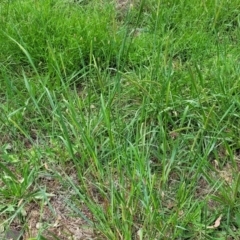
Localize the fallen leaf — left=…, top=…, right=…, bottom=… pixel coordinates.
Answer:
left=207, top=214, right=222, bottom=229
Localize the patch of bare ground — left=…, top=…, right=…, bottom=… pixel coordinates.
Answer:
left=1, top=165, right=101, bottom=240
left=115, top=0, right=138, bottom=18
left=195, top=151, right=240, bottom=210
left=116, top=0, right=132, bottom=10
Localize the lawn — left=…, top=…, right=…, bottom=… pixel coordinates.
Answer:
left=0, top=0, right=240, bottom=239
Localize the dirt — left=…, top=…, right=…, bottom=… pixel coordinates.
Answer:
left=1, top=165, right=99, bottom=240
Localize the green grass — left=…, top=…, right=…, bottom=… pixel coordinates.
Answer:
left=0, top=0, right=240, bottom=239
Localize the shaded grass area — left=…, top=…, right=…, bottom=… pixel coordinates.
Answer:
left=0, top=0, right=240, bottom=239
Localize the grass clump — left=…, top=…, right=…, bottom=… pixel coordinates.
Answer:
left=0, top=0, right=240, bottom=239
left=1, top=0, right=123, bottom=80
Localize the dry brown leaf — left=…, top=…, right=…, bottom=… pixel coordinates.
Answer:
left=207, top=214, right=222, bottom=229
